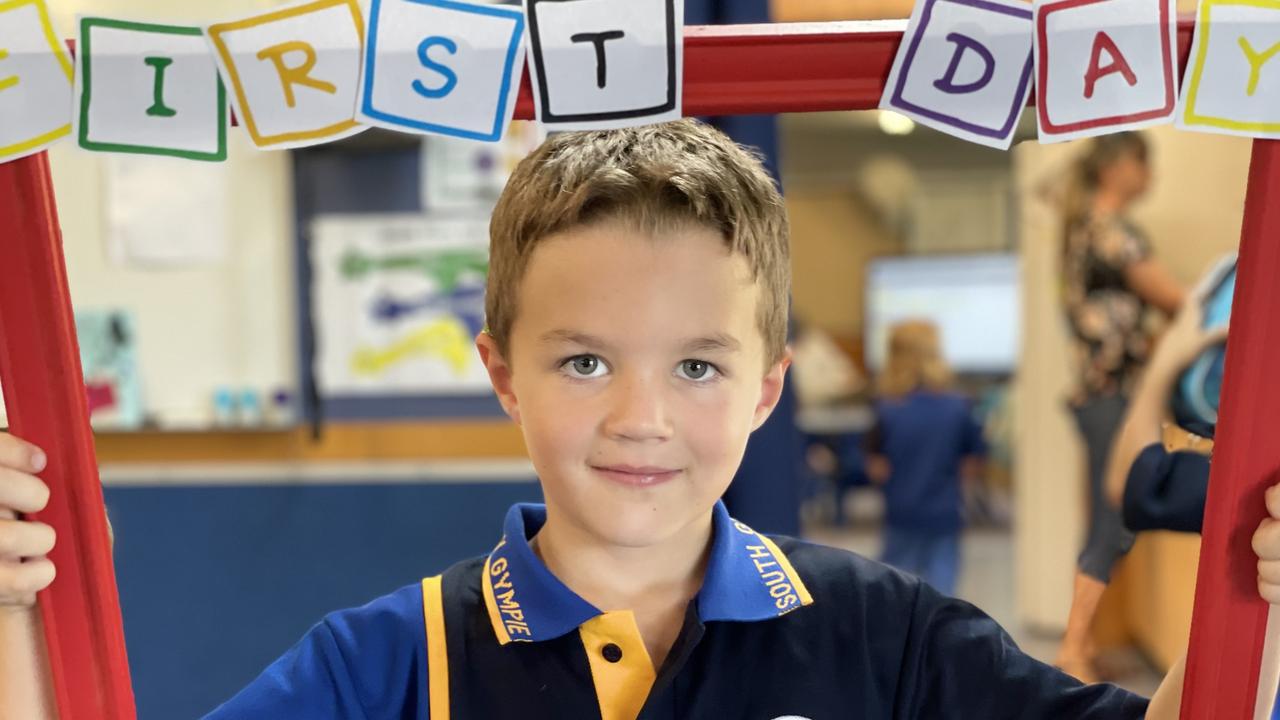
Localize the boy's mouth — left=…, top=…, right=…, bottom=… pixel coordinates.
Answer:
left=590, top=464, right=682, bottom=487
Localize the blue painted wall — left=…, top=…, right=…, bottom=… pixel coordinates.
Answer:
left=105, top=480, right=542, bottom=719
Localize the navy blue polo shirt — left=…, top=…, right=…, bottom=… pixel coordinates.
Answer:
left=204, top=501, right=1146, bottom=719
left=867, top=391, right=987, bottom=533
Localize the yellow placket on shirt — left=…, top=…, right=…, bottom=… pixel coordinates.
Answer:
left=579, top=611, right=658, bottom=720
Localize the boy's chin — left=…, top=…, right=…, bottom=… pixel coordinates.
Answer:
left=591, top=521, right=683, bottom=549
left=575, top=500, right=716, bottom=550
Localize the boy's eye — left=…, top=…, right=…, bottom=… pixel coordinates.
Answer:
left=562, top=354, right=608, bottom=378
left=676, top=359, right=719, bottom=382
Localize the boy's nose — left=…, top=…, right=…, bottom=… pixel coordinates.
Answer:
left=603, top=377, right=672, bottom=443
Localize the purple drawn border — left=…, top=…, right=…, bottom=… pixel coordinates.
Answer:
left=889, top=0, right=1034, bottom=139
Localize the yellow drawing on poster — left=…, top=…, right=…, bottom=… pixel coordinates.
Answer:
left=350, top=317, right=473, bottom=377
left=0, top=0, right=73, bottom=159
left=206, top=0, right=364, bottom=148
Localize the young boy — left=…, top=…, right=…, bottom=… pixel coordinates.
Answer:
left=2, top=119, right=1280, bottom=718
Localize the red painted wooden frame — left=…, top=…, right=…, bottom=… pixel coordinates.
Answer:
left=0, top=16, right=1264, bottom=720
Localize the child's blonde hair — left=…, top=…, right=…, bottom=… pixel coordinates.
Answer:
left=877, top=320, right=954, bottom=398
left=485, top=119, right=791, bottom=366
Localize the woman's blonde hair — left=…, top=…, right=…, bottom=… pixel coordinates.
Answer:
left=877, top=320, right=953, bottom=398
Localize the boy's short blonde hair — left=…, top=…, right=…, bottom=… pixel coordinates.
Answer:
left=485, top=119, right=791, bottom=367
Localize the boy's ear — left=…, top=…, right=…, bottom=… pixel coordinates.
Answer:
left=751, top=347, right=793, bottom=432
left=475, top=332, right=521, bottom=425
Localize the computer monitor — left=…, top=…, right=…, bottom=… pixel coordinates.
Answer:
left=864, top=253, right=1020, bottom=375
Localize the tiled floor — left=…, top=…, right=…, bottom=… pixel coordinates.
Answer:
left=806, top=521, right=1164, bottom=699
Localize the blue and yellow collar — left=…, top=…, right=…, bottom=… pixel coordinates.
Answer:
left=482, top=501, right=814, bottom=645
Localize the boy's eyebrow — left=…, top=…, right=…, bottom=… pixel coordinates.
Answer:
left=537, top=330, right=741, bottom=354
left=538, top=330, right=611, bottom=350
left=682, top=333, right=742, bottom=354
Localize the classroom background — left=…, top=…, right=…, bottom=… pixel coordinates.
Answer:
left=0, top=0, right=1248, bottom=716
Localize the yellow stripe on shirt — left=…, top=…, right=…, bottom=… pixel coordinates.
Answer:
left=481, top=554, right=513, bottom=644
left=421, top=576, right=451, bottom=720
left=757, top=534, right=815, bottom=607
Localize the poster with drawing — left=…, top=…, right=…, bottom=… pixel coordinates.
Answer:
left=74, top=309, right=146, bottom=429
left=311, top=214, right=492, bottom=395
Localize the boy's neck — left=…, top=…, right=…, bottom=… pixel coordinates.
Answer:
left=531, top=509, right=714, bottom=613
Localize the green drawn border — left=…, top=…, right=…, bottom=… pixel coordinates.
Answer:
left=78, top=17, right=228, bottom=162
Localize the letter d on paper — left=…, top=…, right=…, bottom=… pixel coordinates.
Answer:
left=933, top=33, right=996, bottom=94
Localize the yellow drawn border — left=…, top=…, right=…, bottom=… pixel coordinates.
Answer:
left=205, top=0, right=364, bottom=148
left=0, top=0, right=73, bottom=158
left=1184, top=0, right=1280, bottom=132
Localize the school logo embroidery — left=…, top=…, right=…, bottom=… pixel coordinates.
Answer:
left=488, top=538, right=532, bottom=640
left=733, top=520, right=802, bottom=613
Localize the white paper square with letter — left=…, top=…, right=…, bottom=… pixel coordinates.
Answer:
left=357, top=0, right=525, bottom=142
left=879, top=0, right=1034, bottom=150
left=524, top=0, right=682, bottom=130
left=1035, top=0, right=1178, bottom=143
left=0, top=0, right=74, bottom=161
left=75, top=17, right=227, bottom=161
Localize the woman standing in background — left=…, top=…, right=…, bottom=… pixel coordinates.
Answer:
left=865, top=320, right=985, bottom=596
left=1054, top=132, right=1186, bottom=682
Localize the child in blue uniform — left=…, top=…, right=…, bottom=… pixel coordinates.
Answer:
left=866, top=320, right=985, bottom=596
left=3, top=120, right=1280, bottom=719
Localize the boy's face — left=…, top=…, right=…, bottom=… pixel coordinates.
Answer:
left=477, top=219, right=789, bottom=549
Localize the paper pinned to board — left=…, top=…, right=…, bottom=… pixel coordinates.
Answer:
left=104, top=153, right=229, bottom=267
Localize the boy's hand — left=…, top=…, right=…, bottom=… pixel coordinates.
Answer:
left=0, top=433, right=55, bottom=609
left=1255, top=483, right=1280, bottom=604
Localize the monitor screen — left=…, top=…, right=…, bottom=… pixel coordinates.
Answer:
left=864, top=253, right=1020, bottom=374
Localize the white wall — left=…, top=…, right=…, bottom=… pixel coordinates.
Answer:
left=1, top=0, right=297, bottom=427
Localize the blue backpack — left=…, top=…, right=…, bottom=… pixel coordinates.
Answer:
left=1172, top=255, right=1235, bottom=436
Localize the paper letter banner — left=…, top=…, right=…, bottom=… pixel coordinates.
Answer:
left=524, top=0, right=682, bottom=130
left=1179, top=0, right=1280, bottom=138
left=75, top=17, right=227, bottom=161
left=358, top=0, right=525, bottom=142
left=880, top=0, right=1034, bottom=150
left=1035, top=0, right=1178, bottom=142
left=0, top=0, right=72, bottom=161
left=205, top=0, right=366, bottom=150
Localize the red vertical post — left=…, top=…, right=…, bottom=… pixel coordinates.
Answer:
left=1180, top=139, right=1280, bottom=718
left=0, top=151, right=135, bottom=719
